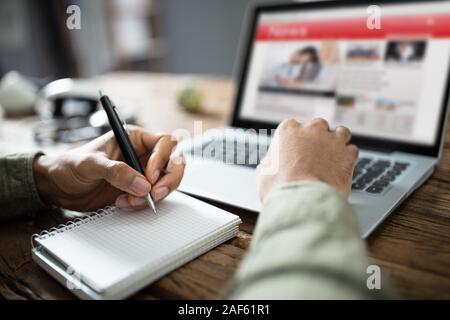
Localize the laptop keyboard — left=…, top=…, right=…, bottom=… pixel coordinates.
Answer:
left=352, top=158, right=410, bottom=194
left=186, top=137, right=410, bottom=195
left=187, top=137, right=269, bottom=168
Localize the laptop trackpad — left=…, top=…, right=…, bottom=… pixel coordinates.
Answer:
left=178, top=161, right=262, bottom=212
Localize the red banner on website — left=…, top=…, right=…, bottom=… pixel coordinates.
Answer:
left=256, top=14, right=450, bottom=41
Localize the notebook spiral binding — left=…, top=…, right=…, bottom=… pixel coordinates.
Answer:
left=31, top=206, right=117, bottom=249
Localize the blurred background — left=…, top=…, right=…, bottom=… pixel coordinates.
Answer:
left=0, top=0, right=289, bottom=152
left=0, top=0, right=290, bottom=80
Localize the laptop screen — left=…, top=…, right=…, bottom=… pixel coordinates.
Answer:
left=238, top=1, right=450, bottom=146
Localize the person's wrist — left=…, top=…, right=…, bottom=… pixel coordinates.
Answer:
left=33, top=154, right=57, bottom=206
left=289, top=175, right=348, bottom=197
left=283, top=174, right=321, bottom=184
left=260, top=174, right=321, bottom=202
left=288, top=175, right=349, bottom=198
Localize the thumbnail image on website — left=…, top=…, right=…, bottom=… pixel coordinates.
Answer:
left=240, top=4, right=450, bottom=145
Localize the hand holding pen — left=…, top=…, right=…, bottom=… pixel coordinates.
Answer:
left=97, top=91, right=185, bottom=211
left=33, top=121, right=185, bottom=213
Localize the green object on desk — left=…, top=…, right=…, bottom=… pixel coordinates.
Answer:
left=177, top=86, right=204, bottom=113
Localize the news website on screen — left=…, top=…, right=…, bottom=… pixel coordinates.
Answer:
left=239, top=3, right=450, bottom=145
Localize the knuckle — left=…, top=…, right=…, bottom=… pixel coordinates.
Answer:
left=160, top=133, right=170, bottom=140
left=77, top=154, right=96, bottom=170
left=168, top=134, right=179, bottom=144
left=336, top=126, right=352, bottom=138
left=279, top=118, right=299, bottom=129
left=310, top=117, right=328, bottom=127
left=168, top=137, right=179, bottom=148
left=109, top=161, right=128, bottom=179
left=161, top=133, right=176, bottom=142
left=159, top=134, right=178, bottom=150
left=158, top=132, right=170, bottom=138
left=128, top=126, right=140, bottom=139
left=337, top=125, right=351, bottom=133
left=83, top=154, right=96, bottom=163
left=348, top=144, right=359, bottom=157
left=172, top=155, right=186, bottom=167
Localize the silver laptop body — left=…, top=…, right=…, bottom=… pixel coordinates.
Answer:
left=177, top=0, right=450, bottom=237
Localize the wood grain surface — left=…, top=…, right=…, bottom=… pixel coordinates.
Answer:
left=0, top=73, right=448, bottom=299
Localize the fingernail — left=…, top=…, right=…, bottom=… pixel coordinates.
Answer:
left=131, top=177, right=151, bottom=195
left=116, top=195, right=130, bottom=208
left=171, top=155, right=186, bottom=166
left=151, top=170, right=160, bottom=184
left=130, top=197, right=147, bottom=206
left=154, top=187, right=169, bottom=201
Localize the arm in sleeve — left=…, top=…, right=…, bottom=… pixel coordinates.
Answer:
left=228, top=181, right=395, bottom=299
left=0, top=153, right=49, bottom=221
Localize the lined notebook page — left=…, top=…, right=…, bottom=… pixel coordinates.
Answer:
left=36, top=191, right=240, bottom=293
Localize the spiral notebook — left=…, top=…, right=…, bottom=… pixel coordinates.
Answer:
left=31, top=191, right=241, bottom=300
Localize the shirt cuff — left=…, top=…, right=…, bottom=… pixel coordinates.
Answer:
left=0, top=152, right=49, bottom=220
left=253, top=181, right=361, bottom=245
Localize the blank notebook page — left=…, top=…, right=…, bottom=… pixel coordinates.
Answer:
left=36, top=191, right=240, bottom=293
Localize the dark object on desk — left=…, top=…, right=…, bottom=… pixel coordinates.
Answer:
left=33, top=79, right=136, bottom=145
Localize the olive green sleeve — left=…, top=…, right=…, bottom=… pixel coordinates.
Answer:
left=0, top=153, right=49, bottom=221
left=228, top=181, right=395, bottom=299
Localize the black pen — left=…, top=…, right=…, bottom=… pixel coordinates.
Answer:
left=99, top=91, right=157, bottom=214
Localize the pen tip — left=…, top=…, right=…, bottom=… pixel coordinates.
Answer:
left=146, top=194, right=157, bottom=215
left=99, top=90, right=104, bottom=97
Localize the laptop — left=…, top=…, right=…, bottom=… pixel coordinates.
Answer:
left=177, top=0, right=450, bottom=237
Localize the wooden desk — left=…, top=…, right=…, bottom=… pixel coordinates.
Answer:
left=0, top=73, right=449, bottom=299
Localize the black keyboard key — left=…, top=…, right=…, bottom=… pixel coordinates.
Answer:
left=352, top=170, right=363, bottom=180
left=352, top=182, right=366, bottom=190
left=351, top=158, right=409, bottom=194
left=356, top=163, right=367, bottom=168
left=365, top=168, right=385, bottom=177
left=372, top=179, right=390, bottom=187
left=385, top=169, right=401, bottom=176
left=358, top=157, right=372, bottom=164
left=190, top=137, right=265, bottom=168
left=360, top=175, right=375, bottom=182
left=372, top=160, right=391, bottom=168
left=357, top=174, right=375, bottom=184
left=379, top=174, right=396, bottom=182
left=355, top=158, right=372, bottom=169
left=393, top=162, right=409, bottom=171
left=366, top=185, right=384, bottom=194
